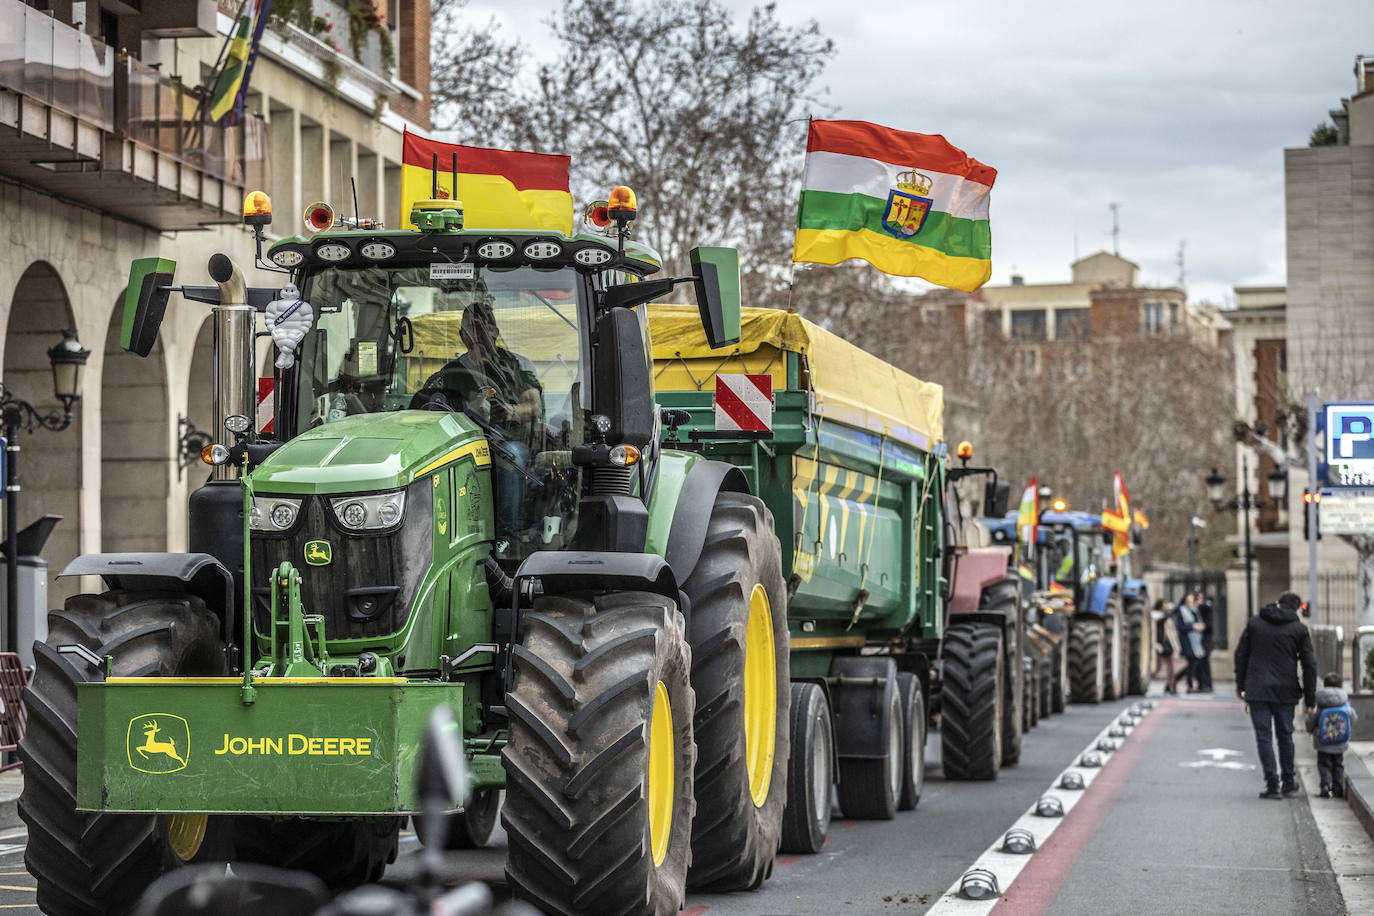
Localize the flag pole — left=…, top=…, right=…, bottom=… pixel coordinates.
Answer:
left=193, top=0, right=251, bottom=132
left=786, top=115, right=814, bottom=314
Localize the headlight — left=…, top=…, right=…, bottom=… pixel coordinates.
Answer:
left=329, top=490, right=406, bottom=531
left=250, top=496, right=303, bottom=531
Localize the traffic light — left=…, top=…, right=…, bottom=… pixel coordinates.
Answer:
left=1302, top=489, right=1321, bottom=541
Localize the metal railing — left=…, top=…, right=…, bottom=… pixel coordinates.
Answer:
left=0, top=0, right=114, bottom=130
left=1294, top=570, right=1360, bottom=632
left=0, top=652, right=26, bottom=771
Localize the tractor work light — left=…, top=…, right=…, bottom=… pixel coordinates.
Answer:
left=524, top=240, right=563, bottom=260
left=1079, top=750, right=1104, bottom=768
left=243, top=190, right=273, bottom=225
left=958, top=868, right=1000, bottom=900
left=329, top=491, right=406, bottom=531
left=315, top=242, right=351, bottom=262
left=609, top=445, right=640, bottom=467
left=1097, top=738, right=1118, bottom=753
left=1060, top=771, right=1086, bottom=790
left=1052, top=498, right=1068, bottom=511
left=1035, top=796, right=1065, bottom=817
left=359, top=240, right=396, bottom=260
left=224, top=414, right=252, bottom=435
left=249, top=496, right=303, bottom=532
left=477, top=240, right=516, bottom=260
left=270, top=248, right=304, bottom=268
left=303, top=201, right=335, bottom=232
left=574, top=247, right=613, bottom=266
left=1002, top=828, right=1036, bottom=854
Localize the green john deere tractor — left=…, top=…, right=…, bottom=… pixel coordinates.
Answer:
left=18, top=189, right=791, bottom=915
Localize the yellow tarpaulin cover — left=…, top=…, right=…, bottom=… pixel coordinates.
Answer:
left=648, top=304, right=944, bottom=450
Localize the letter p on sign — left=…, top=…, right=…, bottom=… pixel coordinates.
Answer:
left=714, top=374, right=773, bottom=432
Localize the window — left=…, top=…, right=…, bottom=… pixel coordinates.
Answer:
left=981, top=308, right=1004, bottom=338
left=1054, top=308, right=1090, bottom=340
left=1143, top=302, right=1163, bottom=335
left=1009, top=309, right=1047, bottom=341
left=1168, top=302, right=1179, bottom=331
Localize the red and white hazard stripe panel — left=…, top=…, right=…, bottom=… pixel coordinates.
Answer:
left=714, top=373, right=773, bottom=432
left=257, top=378, right=274, bottom=434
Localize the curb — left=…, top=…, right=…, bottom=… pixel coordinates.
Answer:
left=1344, top=750, right=1374, bottom=842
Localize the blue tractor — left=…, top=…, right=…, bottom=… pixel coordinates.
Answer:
left=987, top=509, right=1150, bottom=706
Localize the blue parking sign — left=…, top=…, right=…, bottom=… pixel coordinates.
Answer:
left=1322, top=402, right=1374, bottom=488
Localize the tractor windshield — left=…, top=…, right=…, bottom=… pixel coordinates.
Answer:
left=294, top=263, right=586, bottom=440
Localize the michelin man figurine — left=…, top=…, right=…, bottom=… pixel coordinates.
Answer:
left=265, top=283, right=313, bottom=369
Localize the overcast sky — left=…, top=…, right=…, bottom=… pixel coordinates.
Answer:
left=465, top=0, right=1372, bottom=305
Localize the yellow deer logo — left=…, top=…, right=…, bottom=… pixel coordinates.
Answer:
left=304, top=540, right=332, bottom=566
left=126, top=714, right=190, bottom=773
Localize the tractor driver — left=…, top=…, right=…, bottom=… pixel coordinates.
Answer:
left=411, top=300, right=543, bottom=553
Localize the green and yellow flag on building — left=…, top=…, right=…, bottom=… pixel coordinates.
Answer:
left=793, top=119, right=997, bottom=292
left=208, top=13, right=253, bottom=122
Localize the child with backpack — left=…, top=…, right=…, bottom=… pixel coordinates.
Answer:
left=1306, top=672, right=1357, bottom=798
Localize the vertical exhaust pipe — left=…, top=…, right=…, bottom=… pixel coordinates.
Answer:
left=206, top=253, right=255, bottom=481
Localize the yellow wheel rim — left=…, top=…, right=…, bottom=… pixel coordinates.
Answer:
left=648, top=680, right=674, bottom=868
left=166, top=813, right=208, bottom=862
left=744, top=583, right=777, bottom=808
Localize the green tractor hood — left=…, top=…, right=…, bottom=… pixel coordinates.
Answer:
left=250, top=411, right=488, bottom=494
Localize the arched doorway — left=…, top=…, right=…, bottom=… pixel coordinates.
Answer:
left=3, top=263, right=83, bottom=607
left=101, top=302, right=168, bottom=554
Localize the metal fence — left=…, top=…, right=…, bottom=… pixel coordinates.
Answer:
left=1162, top=571, right=1229, bottom=650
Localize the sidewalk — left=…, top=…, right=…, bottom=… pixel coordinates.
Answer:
left=0, top=768, right=19, bottom=829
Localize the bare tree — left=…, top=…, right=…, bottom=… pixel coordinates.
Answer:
left=431, top=0, right=525, bottom=144
left=495, top=0, right=833, bottom=277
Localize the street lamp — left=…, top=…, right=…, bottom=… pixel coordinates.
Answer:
left=0, top=329, right=90, bottom=653
left=1205, top=456, right=1289, bottom=619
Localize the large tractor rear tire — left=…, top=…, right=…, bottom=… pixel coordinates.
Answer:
left=234, top=815, right=401, bottom=888
left=940, top=623, right=1003, bottom=780
left=503, top=593, right=694, bottom=916
left=19, top=590, right=232, bottom=916
left=1102, top=599, right=1123, bottom=701
left=1068, top=617, right=1105, bottom=704
left=979, top=575, right=1022, bottom=769
left=1024, top=659, right=1038, bottom=729
left=1037, top=658, right=1052, bottom=720
left=682, top=492, right=789, bottom=891
left=835, top=677, right=901, bottom=820
left=1125, top=599, right=1146, bottom=696
left=1050, top=643, right=1066, bottom=714
left=780, top=682, right=832, bottom=854
left=896, top=672, right=925, bottom=811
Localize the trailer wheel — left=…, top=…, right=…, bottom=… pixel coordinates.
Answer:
left=503, top=592, right=694, bottom=916
left=417, top=789, right=500, bottom=849
left=780, top=682, right=832, bottom=853
left=940, top=623, right=1003, bottom=780
left=235, top=815, right=401, bottom=888
left=836, top=679, right=901, bottom=819
left=19, top=590, right=232, bottom=916
left=1125, top=600, right=1146, bottom=696
left=896, top=673, right=925, bottom=811
left=1068, top=617, right=1105, bottom=704
left=682, top=492, right=789, bottom=891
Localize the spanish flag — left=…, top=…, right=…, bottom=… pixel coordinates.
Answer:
left=1101, top=471, right=1133, bottom=559
left=400, top=131, right=573, bottom=234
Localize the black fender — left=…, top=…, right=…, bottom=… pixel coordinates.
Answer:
left=513, top=551, right=679, bottom=605
left=663, top=459, right=749, bottom=586
left=948, top=610, right=1016, bottom=637
left=59, top=552, right=236, bottom=648
left=828, top=655, right=898, bottom=760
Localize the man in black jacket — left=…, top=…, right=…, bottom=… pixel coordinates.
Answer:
left=1234, top=591, right=1317, bottom=798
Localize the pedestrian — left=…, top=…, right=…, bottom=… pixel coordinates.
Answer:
left=1234, top=591, right=1317, bottom=799
left=1174, top=594, right=1205, bottom=693
left=1150, top=598, right=1178, bottom=694
left=1195, top=596, right=1215, bottom=693
left=1306, top=672, right=1357, bottom=799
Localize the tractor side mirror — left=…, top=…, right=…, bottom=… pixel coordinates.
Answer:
left=122, top=257, right=177, bottom=357
left=593, top=307, right=656, bottom=447
left=985, top=479, right=1010, bottom=518
left=689, top=246, right=741, bottom=349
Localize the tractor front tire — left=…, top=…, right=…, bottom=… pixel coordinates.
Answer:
left=503, top=592, right=695, bottom=916
left=940, top=623, right=1004, bottom=780
left=1037, top=658, right=1052, bottom=720
left=1069, top=618, right=1106, bottom=704
left=19, top=590, right=232, bottom=916
left=1050, top=643, right=1067, bottom=714
left=682, top=492, right=790, bottom=892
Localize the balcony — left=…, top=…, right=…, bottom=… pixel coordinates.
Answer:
left=0, top=0, right=267, bottom=231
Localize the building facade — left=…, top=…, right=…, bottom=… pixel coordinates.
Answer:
left=0, top=0, right=430, bottom=607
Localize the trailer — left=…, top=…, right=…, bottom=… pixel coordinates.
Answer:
left=648, top=305, right=1019, bottom=852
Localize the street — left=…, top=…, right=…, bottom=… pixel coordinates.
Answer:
left=1, top=687, right=1362, bottom=915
